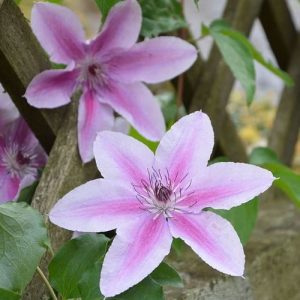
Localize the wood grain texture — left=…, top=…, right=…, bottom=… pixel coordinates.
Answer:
left=0, top=1, right=99, bottom=298
left=268, top=35, right=300, bottom=165
left=0, top=0, right=64, bottom=152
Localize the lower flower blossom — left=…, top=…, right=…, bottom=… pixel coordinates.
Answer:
left=0, top=87, right=47, bottom=203
left=49, top=111, right=275, bottom=297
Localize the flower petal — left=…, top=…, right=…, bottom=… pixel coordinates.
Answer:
left=49, top=179, right=143, bottom=232
left=0, top=168, right=20, bottom=203
left=99, top=81, right=165, bottom=141
left=100, top=213, right=172, bottom=297
left=78, top=90, right=114, bottom=163
left=94, top=131, right=154, bottom=185
left=179, top=162, right=275, bottom=211
left=90, top=0, right=141, bottom=57
left=4, top=118, right=47, bottom=168
left=0, top=86, right=19, bottom=129
left=107, top=37, right=197, bottom=84
left=154, top=111, right=214, bottom=182
left=25, top=69, right=79, bottom=108
left=8, top=118, right=35, bottom=147
left=31, top=2, right=85, bottom=64
left=168, top=211, right=244, bottom=276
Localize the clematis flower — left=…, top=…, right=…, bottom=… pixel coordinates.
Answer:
left=0, top=85, right=19, bottom=128
left=25, top=0, right=197, bottom=163
left=0, top=87, right=47, bottom=203
left=49, top=111, right=275, bottom=297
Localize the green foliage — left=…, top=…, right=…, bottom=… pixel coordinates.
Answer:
left=95, top=0, right=186, bottom=37
left=95, top=0, right=121, bottom=21
left=0, top=289, right=20, bottom=300
left=202, top=20, right=293, bottom=104
left=250, top=147, right=300, bottom=208
left=171, top=238, right=186, bottom=256
left=16, top=181, right=38, bottom=204
left=139, top=0, right=186, bottom=37
left=78, top=260, right=104, bottom=300
left=212, top=198, right=259, bottom=245
left=150, top=262, right=183, bottom=287
left=108, top=277, right=164, bottom=300
left=249, top=147, right=279, bottom=165
left=0, top=202, right=48, bottom=297
left=129, top=127, right=159, bottom=152
left=204, top=21, right=255, bottom=104
left=49, top=233, right=109, bottom=299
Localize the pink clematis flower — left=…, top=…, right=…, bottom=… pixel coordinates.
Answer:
left=49, top=111, right=275, bottom=297
left=25, top=0, right=197, bottom=163
left=0, top=87, right=47, bottom=203
left=0, top=85, right=19, bottom=128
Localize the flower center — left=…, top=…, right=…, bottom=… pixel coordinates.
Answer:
left=154, top=184, right=172, bottom=203
left=0, top=142, right=37, bottom=179
left=88, top=64, right=101, bottom=77
left=133, top=168, right=193, bottom=218
left=16, top=152, right=31, bottom=166
left=78, top=58, right=108, bottom=90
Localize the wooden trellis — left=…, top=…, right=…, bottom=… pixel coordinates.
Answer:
left=0, top=0, right=299, bottom=298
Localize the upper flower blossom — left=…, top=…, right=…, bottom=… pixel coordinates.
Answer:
left=0, top=87, right=47, bottom=203
left=25, top=0, right=197, bottom=163
left=49, top=111, right=275, bottom=297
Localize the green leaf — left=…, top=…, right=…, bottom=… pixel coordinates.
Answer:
left=0, top=288, right=21, bottom=300
left=216, top=26, right=294, bottom=87
left=150, top=262, right=183, bottom=287
left=95, top=0, right=121, bottom=21
left=46, top=0, right=63, bottom=3
left=49, top=234, right=109, bottom=299
left=266, top=163, right=300, bottom=207
left=129, top=127, right=159, bottom=152
left=171, top=238, right=186, bottom=256
left=250, top=147, right=300, bottom=208
left=16, top=181, right=38, bottom=204
left=208, top=156, right=229, bottom=165
left=108, top=277, right=164, bottom=300
left=212, top=198, right=259, bottom=245
left=0, top=202, right=48, bottom=295
left=249, top=147, right=280, bottom=165
left=78, top=260, right=104, bottom=300
left=210, top=29, right=256, bottom=103
left=139, top=0, right=186, bottom=37
left=206, top=19, right=294, bottom=104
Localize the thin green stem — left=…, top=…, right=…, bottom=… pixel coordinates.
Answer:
left=36, top=266, right=57, bottom=300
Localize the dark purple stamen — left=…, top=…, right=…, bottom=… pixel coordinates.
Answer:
left=88, top=64, right=99, bottom=76
left=16, top=152, right=30, bottom=166
left=154, top=184, right=172, bottom=203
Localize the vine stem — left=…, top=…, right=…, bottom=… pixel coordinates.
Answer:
left=36, top=266, right=58, bottom=300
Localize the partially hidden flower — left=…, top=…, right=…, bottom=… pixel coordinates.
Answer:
left=0, top=86, right=47, bottom=203
left=0, top=85, right=19, bottom=128
left=49, top=111, right=275, bottom=297
left=25, top=0, right=197, bottom=163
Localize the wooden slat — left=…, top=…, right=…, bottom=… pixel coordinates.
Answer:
left=0, top=0, right=64, bottom=152
left=185, top=52, right=247, bottom=162
left=0, top=1, right=99, bottom=297
left=189, top=0, right=264, bottom=160
left=268, top=35, right=300, bottom=165
left=260, top=0, right=297, bottom=70
left=259, top=0, right=299, bottom=165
